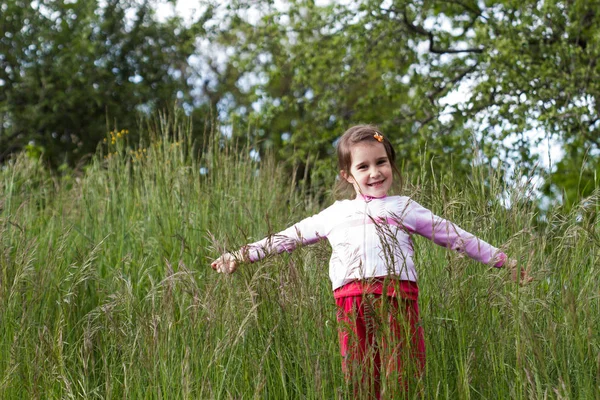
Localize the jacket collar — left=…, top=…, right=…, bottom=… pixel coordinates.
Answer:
left=356, top=194, right=387, bottom=202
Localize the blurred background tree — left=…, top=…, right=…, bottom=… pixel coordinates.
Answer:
left=199, top=0, right=599, bottom=206
left=0, top=0, right=206, bottom=166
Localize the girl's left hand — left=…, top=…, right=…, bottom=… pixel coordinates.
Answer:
left=507, top=259, right=533, bottom=284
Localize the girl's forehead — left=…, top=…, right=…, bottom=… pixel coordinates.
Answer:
left=350, top=141, right=387, bottom=161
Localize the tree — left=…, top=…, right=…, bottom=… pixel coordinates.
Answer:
left=199, top=0, right=479, bottom=188
left=0, top=0, right=203, bottom=166
left=197, top=0, right=599, bottom=202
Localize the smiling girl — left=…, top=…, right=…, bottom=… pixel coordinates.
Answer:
left=211, top=124, right=527, bottom=397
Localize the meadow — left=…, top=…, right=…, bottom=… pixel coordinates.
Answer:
left=1, top=115, right=598, bottom=399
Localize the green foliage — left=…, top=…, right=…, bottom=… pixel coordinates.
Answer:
left=471, top=0, right=600, bottom=163
left=543, top=141, right=600, bottom=211
left=0, top=0, right=205, bottom=166
left=202, top=0, right=478, bottom=186
left=200, top=0, right=600, bottom=206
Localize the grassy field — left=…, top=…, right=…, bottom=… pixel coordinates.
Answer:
left=1, top=115, right=598, bottom=399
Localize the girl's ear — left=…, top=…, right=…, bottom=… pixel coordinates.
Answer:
left=340, top=170, right=354, bottom=184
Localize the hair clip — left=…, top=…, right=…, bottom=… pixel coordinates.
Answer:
left=374, top=132, right=384, bottom=142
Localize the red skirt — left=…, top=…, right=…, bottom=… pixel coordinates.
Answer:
left=334, top=279, right=425, bottom=397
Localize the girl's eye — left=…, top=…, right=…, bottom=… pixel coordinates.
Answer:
left=357, top=165, right=367, bottom=170
left=377, top=160, right=388, bottom=165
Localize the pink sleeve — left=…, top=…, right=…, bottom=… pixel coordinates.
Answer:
left=244, top=211, right=328, bottom=262
left=403, top=199, right=507, bottom=267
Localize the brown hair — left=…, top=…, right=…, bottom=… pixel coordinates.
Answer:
left=334, top=124, right=403, bottom=198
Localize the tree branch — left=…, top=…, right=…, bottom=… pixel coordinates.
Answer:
left=399, top=8, right=484, bottom=54
left=427, top=63, right=479, bottom=104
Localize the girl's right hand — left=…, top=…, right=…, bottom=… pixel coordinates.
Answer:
left=211, top=253, right=238, bottom=274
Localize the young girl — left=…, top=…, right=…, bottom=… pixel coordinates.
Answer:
left=211, top=124, right=525, bottom=397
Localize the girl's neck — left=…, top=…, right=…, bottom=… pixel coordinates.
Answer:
left=356, top=193, right=387, bottom=201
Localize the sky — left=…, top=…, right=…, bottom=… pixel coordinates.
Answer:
left=154, top=0, right=201, bottom=24
left=154, top=0, right=349, bottom=23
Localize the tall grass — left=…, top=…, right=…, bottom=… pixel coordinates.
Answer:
left=1, top=114, right=598, bottom=399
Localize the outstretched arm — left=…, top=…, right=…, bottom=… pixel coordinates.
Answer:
left=404, top=199, right=505, bottom=265
left=209, top=206, right=331, bottom=274
left=403, top=199, right=532, bottom=283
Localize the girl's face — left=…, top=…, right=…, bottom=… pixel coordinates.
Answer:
left=341, top=141, right=393, bottom=198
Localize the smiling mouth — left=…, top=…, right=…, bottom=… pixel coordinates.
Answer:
left=367, top=180, right=385, bottom=187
